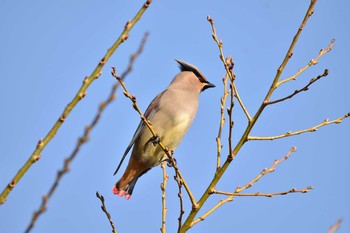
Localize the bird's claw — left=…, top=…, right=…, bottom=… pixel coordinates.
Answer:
left=151, top=134, right=160, bottom=146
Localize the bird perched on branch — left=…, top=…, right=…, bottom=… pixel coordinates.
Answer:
left=113, top=59, right=215, bottom=199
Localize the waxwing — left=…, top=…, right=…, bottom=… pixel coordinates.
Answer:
left=113, top=59, right=215, bottom=199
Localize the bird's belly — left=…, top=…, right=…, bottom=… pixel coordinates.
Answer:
left=136, top=112, right=193, bottom=167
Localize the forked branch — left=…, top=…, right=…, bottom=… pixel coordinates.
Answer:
left=0, top=0, right=153, bottom=205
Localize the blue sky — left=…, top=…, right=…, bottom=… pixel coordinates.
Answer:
left=0, top=1, right=349, bottom=232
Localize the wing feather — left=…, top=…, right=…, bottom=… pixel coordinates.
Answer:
left=113, top=90, right=166, bottom=175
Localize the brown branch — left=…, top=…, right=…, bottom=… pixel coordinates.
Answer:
left=0, top=0, right=152, bottom=205
left=216, top=75, right=229, bottom=171
left=174, top=173, right=185, bottom=233
left=96, top=192, right=117, bottom=233
left=207, top=16, right=251, bottom=121
left=268, top=69, right=328, bottom=105
left=235, top=147, right=297, bottom=193
left=226, top=58, right=236, bottom=161
left=111, top=68, right=198, bottom=208
left=212, top=186, right=313, bottom=197
left=248, top=113, right=350, bottom=141
left=24, top=33, right=148, bottom=233
left=328, top=219, right=343, bottom=233
left=160, top=163, right=168, bottom=233
left=276, top=39, right=335, bottom=87
left=190, top=147, right=298, bottom=227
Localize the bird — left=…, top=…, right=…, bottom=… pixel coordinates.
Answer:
left=113, top=59, right=215, bottom=200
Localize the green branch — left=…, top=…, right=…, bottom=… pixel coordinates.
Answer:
left=180, top=1, right=318, bottom=231
left=0, top=0, right=152, bottom=205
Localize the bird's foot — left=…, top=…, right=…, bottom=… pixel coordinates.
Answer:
left=151, top=134, right=160, bottom=146
left=166, top=156, right=177, bottom=167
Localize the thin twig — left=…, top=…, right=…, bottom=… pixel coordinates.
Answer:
left=160, top=163, right=168, bottom=233
left=226, top=58, right=235, bottom=161
left=174, top=173, right=185, bottom=233
left=216, top=75, right=229, bottom=171
left=268, top=69, right=328, bottom=105
left=207, top=16, right=251, bottom=121
left=0, top=0, right=153, bottom=205
left=96, top=192, right=117, bottom=233
left=235, top=147, right=297, bottom=193
left=191, top=197, right=234, bottom=227
left=327, top=219, right=343, bottom=233
left=248, top=113, right=350, bottom=141
left=212, top=186, right=313, bottom=197
left=190, top=147, right=298, bottom=228
left=276, top=39, right=335, bottom=87
left=111, top=68, right=198, bottom=208
left=24, top=33, right=148, bottom=233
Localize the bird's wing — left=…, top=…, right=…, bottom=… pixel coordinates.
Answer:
left=113, top=90, right=166, bottom=175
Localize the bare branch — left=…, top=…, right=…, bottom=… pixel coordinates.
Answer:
left=96, top=192, right=117, bottom=233
left=0, top=0, right=153, bottom=205
left=276, top=39, right=335, bottom=87
left=180, top=2, right=318, bottom=231
left=207, top=16, right=251, bottom=121
left=236, top=147, right=297, bottom=193
left=160, top=163, right=168, bottom=233
left=268, top=69, right=328, bottom=105
left=216, top=75, right=229, bottom=171
left=212, top=186, right=313, bottom=197
left=328, top=219, right=343, bottom=233
left=191, top=197, right=234, bottom=227
left=24, top=33, right=148, bottom=233
left=174, top=174, right=185, bottom=233
left=248, top=113, right=350, bottom=141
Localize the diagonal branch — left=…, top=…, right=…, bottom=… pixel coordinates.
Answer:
left=276, top=39, right=335, bottom=87
left=328, top=219, right=343, bottom=233
left=190, top=147, right=298, bottom=228
left=268, top=69, right=328, bottom=105
left=0, top=0, right=153, bottom=205
left=96, top=192, right=117, bottom=233
left=24, top=33, right=148, bottom=233
left=235, top=147, right=297, bottom=193
left=248, top=113, right=350, bottom=141
left=111, top=68, right=198, bottom=208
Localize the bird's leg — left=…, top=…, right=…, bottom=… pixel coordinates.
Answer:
left=145, top=134, right=161, bottom=147
left=166, top=149, right=176, bottom=167
left=151, top=134, right=160, bottom=146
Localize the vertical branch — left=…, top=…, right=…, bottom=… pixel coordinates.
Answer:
left=174, top=173, right=185, bottom=233
left=216, top=75, right=229, bottom=171
left=0, top=0, right=153, bottom=205
left=160, top=163, right=168, bottom=233
left=226, top=58, right=235, bottom=159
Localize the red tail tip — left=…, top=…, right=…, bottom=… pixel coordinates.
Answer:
left=112, top=185, right=119, bottom=195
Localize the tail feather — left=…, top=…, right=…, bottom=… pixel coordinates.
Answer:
left=113, top=168, right=151, bottom=199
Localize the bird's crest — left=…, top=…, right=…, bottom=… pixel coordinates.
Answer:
left=175, top=59, right=210, bottom=84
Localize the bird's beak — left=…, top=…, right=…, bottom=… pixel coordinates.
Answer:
left=202, top=82, right=216, bottom=91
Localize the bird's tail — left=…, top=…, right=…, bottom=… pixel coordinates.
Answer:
left=113, top=168, right=150, bottom=200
